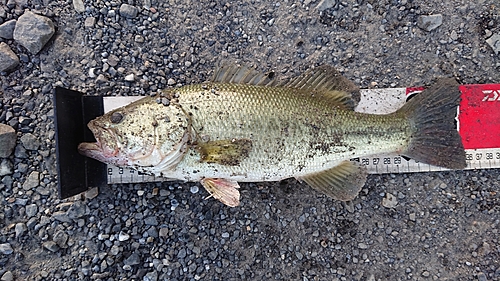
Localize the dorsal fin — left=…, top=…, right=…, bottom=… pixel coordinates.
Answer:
left=282, top=65, right=360, bottom=109
left=211, top=65, right=278, bottom=86
left=282, top=65, right=359, bottom=92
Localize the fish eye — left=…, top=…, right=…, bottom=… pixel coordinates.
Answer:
left=110, top=112, right=124, bottom=124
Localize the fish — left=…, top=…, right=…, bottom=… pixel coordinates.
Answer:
left=78, top=65, right=466, bottom=207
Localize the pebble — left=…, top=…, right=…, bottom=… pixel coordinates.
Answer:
left=73, top=0, right=85, bottom=13
left=25, top=204, right=38, bottom=218
left=477, top=272, right=487, bottom=281
left=144, top=216, right=158, bottom=226
left=67, top=201, right=88, bottom=219
left=119, top=4, right=139, bottom=18
left=118, top=231, right=130, bottom=241
left=177, top=248, right=187, bottom=259
left=85, top=187, right=99, bottom=199
left=13, top=11, right=55, bottom=54
left=125, top=73, right=135, bottom=81
left=316, top=0, right=337, bottom=11
left=409, top=213, right=416, bottom=221
left=208, top=250, right=218, bottom=260
left=0, top=19, right=16, bottom=39
left=1, top=271, right=13, bottom=281
left=15, top=222, right=27, bottom=238
left=124, top=252, right=141, bottom=266
left=190, top=186, right=199, bottom=194
left=0, top=124, right=16, bottom=157
left=358, top=243, right=368, bottom=249
left=382, top=193, right=398, bottom=208
left=0, top=159, right=13, bottom=176
left=486, top=33, right=500, bottom=55
left=417, top=14, right=443, bottom=32
left=159, top=228, right=169, bottom=237
left=20, top=133, right=40, bottom=150
left=23, top=171, right=40, bottom=190
left=52, top=211, right=71, bottom=223
left=84, top=17, right=96, bottom=28
left=53, top=230, right=69, bottom=248
left=0, top=243, right=13, bottom=255
left=0, top=42, right=19, bottom=73
left=42, top=241, right=60, bottom=252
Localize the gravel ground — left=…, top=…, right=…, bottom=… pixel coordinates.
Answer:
left=1, top=0, right=499, bottom=280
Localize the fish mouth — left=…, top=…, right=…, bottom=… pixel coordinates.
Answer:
left=78, top=122, right=124, bottom=165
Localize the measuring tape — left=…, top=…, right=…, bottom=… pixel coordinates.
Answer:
left=103, top=84, right=500, bottom=184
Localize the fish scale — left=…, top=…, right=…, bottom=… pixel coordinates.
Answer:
left=171, top=82, right=409, bottom=182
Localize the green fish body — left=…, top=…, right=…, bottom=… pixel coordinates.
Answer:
left=78, top=65, right=466, bottom=206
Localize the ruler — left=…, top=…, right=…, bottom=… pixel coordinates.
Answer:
left=100, top=84, right=500, bottom=184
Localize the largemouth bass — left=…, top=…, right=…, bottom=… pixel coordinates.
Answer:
left=78, top=65, right=466, bottom=207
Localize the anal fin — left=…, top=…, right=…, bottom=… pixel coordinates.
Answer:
left=296, top=161, right=367, bottom=201
left=200, top=178, right=241, bottom=207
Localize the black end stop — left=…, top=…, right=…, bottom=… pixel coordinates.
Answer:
left=53, top=87, right=107, bottom=199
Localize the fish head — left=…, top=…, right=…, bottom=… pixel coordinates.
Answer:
left=78, top=96, right=191, bottom=170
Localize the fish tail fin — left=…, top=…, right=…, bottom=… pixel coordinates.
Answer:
left=398, top=78, right=466, bottom=169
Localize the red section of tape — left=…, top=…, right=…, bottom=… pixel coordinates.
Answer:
left=459, top=84, right=500, bottom=149
left=406, top=86, right=426, bottom=96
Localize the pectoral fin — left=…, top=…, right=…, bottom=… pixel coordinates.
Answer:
left=196, top=139, right=252, bottom=166
left=200, top=178, right=241, bottom=207
left=297, top=161, right=367, bottom=201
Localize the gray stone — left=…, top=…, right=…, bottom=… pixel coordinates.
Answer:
left=1, top=271, right=13, bottom=281
left=67, top=201, right=88, bottom=219
left=84, top=17, right=95, bottom=28
left=417, top=14, right=443, bottom=32
left=0, top=19, right=16, bottom=39
left=358, top=242, right=368, bottom=249
left=85, top=187, right=99, bottom=199
left=124, top=252, right=141, bottom=266
left=20, top=133, right=40, bottom=150
left=316, top=0, right=337, bottom=11
left=144, top=216, right=158, bottom=226
left=36, top=186, right=51, bottom=196
left=143, top=271, right=158, bottom=281
left=0, top=124, right=16, bottom=157
left=15, top=222, right=27, bottom=238
left=208, top=250, right=218, bottom=260
left=13, top=11, right=55, bottom=54
left=0, top=243, right=13, bottom=254
left=23, top=171, right=40, bottom=190
left=177, top=248, right=186, bottom=259
left=52, top=211, right=71, bottom=223
left=43, top=241, right=59, bottom=252
left=73, top=0, right=85, bottom=13
left=26, top=204, right=38, bottom=218
left=53, top=230, right=69, bottom=248
left=118, top=231, right=130, bottom=241
left=119, top=4, right=139, bottom=18
left=382, top=193, right=398, bottom=208
left=0, top=159, right=13, bottom=176
left=486, top=33, right=500, bottom=55
left=159, top=228, right=168, bottom=237
left=0, top=42, right=19, bottom=73
left=124, top=73, right=135, bottom=81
